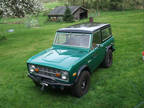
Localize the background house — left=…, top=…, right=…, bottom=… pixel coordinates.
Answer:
left=48, top=6, right=88, bottom=20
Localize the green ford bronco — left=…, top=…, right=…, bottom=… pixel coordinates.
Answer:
left=27, top=23, right=115, bottom=97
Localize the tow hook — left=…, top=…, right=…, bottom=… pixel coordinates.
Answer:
left=41, top=82, right=48, bottom=91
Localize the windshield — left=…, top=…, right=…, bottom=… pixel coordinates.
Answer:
left=54, top=32, right=91, bottom=48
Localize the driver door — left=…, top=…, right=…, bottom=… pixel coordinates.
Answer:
left=90, top=30, right=105, bottom=70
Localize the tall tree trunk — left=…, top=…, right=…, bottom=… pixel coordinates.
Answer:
left=96, top=0, right=100, bottom=16
left=73, top=0, right=75, bottom=5
left=82, top=0, right=85, bottom=7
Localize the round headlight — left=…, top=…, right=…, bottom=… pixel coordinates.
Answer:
left=29, top=65, right=35, bottom=73
left=31, top=65, right=35, bottom=69
left=61, top=75, right=67, bottom=80
left=30, top=68, right=34, bottom=72
left=61, top=71, right=68, bottom=80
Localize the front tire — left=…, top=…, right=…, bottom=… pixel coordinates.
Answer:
left=33, top=80, right=41, bottom=86
left=71, top=71, right=90, bottom=98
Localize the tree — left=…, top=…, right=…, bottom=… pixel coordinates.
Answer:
left=67, top=0, right=143, bottom=10
left=63, top=5, right=74, bottom=22
left=109, top=0, right=124, bottom=10
left=95, top=0, right=101, bottom=16
left=0, top=0, right=43, bottom=18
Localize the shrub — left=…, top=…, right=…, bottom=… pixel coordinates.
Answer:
left=109, top=0, right=124, bottom=11
left=0, top=30, right=7, bottom=41
left=0, top=36, right=7, bottom=41
left=63, top=5, right=74, bottom=22
left=25, top=15, right=39, bottom=28
left=0, top=0, right=44, bottom=18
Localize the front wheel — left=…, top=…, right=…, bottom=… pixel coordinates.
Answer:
left=33, top=80, right=41, bottom=87
left=71, top=71, right=90, bottom=98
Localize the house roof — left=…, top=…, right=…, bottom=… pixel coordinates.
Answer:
left=48, top=6, right=87, bottom=16
left=57, top=22, right=110, bottom=33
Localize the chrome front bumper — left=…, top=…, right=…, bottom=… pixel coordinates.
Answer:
left=28, top=74, right=72, bottom=87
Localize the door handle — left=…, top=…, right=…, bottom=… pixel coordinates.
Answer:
left=99, top=44, right=104, bottom=47
left=96, top=44, right=104, bottom=48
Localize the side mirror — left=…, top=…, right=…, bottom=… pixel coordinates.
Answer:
left=96, top=44, right=100, bottom=48
left=96, top=44, right=103, bottom=48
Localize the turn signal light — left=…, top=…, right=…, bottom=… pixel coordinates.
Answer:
left=72, top=73, right=77, bottom=77
left=34, top=68, right=39, bottom=72
left=142, top=51, right=144, bottom=56
left=56, top=73, right=61, bottom=77
left=142, top=51, right=144, bottom=61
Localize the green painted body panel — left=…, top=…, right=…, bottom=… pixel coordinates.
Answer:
left=27, top=46, right=89, bottom=71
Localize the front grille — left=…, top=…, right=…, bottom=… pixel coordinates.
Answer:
left=35, top=65, right=60, bottom=77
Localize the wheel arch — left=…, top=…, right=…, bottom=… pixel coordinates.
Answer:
left=74, top=65, right=91, bottom=84
left=106, top=44, right=115, bottom=52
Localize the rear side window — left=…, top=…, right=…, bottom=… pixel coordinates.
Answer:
left=92, top=30, right=101, bottom=48
left=102, top=27, right=111, bottom=41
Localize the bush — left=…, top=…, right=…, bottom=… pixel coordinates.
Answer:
left=0, top=0, right=43, bottom=18
left=0, top=36, right=7, bottom=41
left=109, top=0, right=124, bottom=11
left=0, top=31, right=7, bottom=41
left=25, top=15, right=39, bottom=28
left=63, top=5, right=74, bottom=22
left=67, top=0, right=144, bottom=10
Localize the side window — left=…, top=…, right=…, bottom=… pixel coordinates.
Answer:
left=102, top=27, right=111, bottom=41
left=92, top=31, right=101, bottom=48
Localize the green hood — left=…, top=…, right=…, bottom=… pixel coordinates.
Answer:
left=27, top=47, right=88, bottom=71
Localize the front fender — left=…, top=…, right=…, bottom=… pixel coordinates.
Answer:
left=106, top=44, right=115, bottom=52
left=74, top=65, right=89, bottom=84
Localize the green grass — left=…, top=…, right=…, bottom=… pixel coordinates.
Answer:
left=0, top=10, right=144, bottom=108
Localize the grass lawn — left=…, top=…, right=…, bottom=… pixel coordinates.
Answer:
left=0, top=10, right=144, bottom=108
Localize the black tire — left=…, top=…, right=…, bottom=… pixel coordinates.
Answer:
left=102, top=49, right=113, bottom=68
left=71, top=71, right=90, bottom=98
left=33, top=80, right=41, bottom=86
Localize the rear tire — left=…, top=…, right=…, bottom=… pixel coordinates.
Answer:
left=102, top=49, right=113, bottom=68
left=71, top=71, right=90, bottom=98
